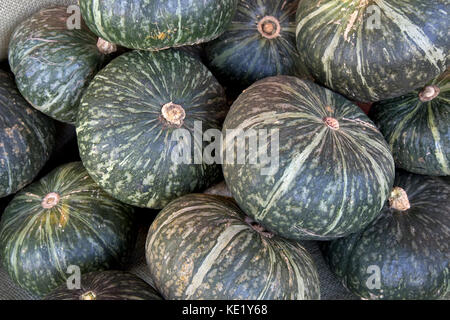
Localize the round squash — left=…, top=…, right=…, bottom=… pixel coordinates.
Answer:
left=322, top=171, right=449, bottom=300
left=145, top=193, right=320, bottom=299
left=0, top=162, right=136, bottom=296
left=295, top=0, right=449, bottom=102
left=8, top=6, right=117, bottom=124
left=370, top=70, right=449, bottom=176
left=44, top=270, right=161, bottom=300
left=77, top=49, right=227, bottom=209
left=79, top=0, right=238, bottom=50
left=0, top=70, right=55, bottom=198
left=205, top=0, right=304, bottom=88
left=222, top=76, right=395, bottom=241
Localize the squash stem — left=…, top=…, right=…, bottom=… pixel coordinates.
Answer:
left=97, top=38, right=117, bottom=55
left=419, top=85, right=440, bottom=102
left=41, top=192, right=60, bottom=209
left=161, top=102, right=186, bottom=127
left=389, top=187, right=411, bottom=211
left=257, top=16, right=281, bottom=39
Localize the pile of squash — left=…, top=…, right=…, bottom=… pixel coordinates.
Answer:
left=0, top=0, right=448, bottom=300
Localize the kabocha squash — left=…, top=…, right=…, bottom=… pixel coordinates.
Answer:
left=370, top=71, right=449, bottom=176
left=44, top=271, right=161, bottom=300
left=8, top=6, right=116, bottom=124
left=79, top=0, right=239, bottom=50
left=222, top=76, right=395, bottom=241
left=322, top=171, right=450, bottom=300
left=0, top=162, right=136, bottom=296
left=0, top=70, right=55, bottom=198
left=77, top=49, right=227, bottom=209
left=145, top=194, right=320, bottom=300
left=205, top=0, right=303, bottom=88
left=295, top=0, right=449, bottom=102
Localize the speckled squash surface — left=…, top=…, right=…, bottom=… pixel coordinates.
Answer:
left=322, top=171, right=450, bottom=300
left=0, top=70, right=55, bottom=198
left=205, top=0, right=304, bottom=88
left=295, top=0, right=449, bottom=102
left=145, top=194, right=320, bottom=300
left=0, top=162, right=136, bottom=296
left=8, top=6, right=114, bottom=124
left=79, top=0, right=238, bottom=50
left=76, top=49, right=227, bottom=209
left=44, top=270, right=161, bottom=300
left=370, top=70, right=449, bottom=176
left=222, top=76, right=395, bottom=241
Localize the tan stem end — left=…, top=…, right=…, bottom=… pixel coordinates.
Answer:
left=257, top=16, right=281, bottom=39
left=324, top=117, right=339, bottom=130
left=41, top=192, right=60, bottom=209
left=97, top=38, right=117, bottom=55
left=81, top=291, right=97, bottom=300
left=245, top=216, right=274, bottom=238
left=161, top=102, right=186, bottom=127
left=419, top=85, right=440, bottom=102
left=389, top=187, right=411, bottom=211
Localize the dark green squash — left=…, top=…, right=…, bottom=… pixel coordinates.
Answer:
left=8, top=6, right=117, bottom=124
left=205, top=0, right=304, bottom=88
left=222, top=76, right=395, bottom=241
left=145, top=193, right=320, bottom=299
left=77, top=49, right=227, bottom=209
left=44, top=270, right=161, bottom=300
left=322, top=171, right=449, bottom=300
left=370, top=70, right=449, bottom=176
left=0, top=162, right=136, bottom=296
left=79, top=0, right=238, bottom=50
left=0, top=70, right=55, bottom=198
left=295, top=0, right=449, bottom=102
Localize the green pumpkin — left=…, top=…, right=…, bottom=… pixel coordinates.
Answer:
left=322, top=171, right=449, bottom=300
left=44, top=271, right=161, bottom=300
left=222, top=76, right=395, bottom=241
left=0, top=70, right=55, bottom=198
left=295, top=0, right=449, bottom=102
left=0, top=162, right=136, bottom=296
left=145, top=194, right=320, bottom=299
left=8, top=6, right=116, bottom=124
left=79, top=0, right=238, bottom=50
left=370, top=71, right=449, bottom=176
left=76, top=49, right=227, bottom=209
left=205, top=0, right=304, bottom=88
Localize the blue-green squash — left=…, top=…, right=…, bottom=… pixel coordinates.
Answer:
left=322, top=171, right=449, bottom=300
left=145, top=194, right=320, bottom=299
left=295, top=0, right=449, bottom=102
left=0, top=162, right=136, bottom=296
left=222, top=75, right=395, bottom=241
left=0, top=70, right=55, bottom=198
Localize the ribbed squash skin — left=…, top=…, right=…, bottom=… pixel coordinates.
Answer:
left=79, top=0, right=238, bottom=50
left=205, top=0, right=303, bottom=88
left=8, top=6, right=107, bottom=124
left=0, top=70, right=55, bottom=197
left=0, top=162, right=136, bottom=296
left=323, top=171, right=449, bottom=300
left=44, top=271, right=161, bottom=300
left=222, top=76, right=395, bottom=240
left=370, top=71, right=449, bottom=176
left=295, top=0, right=449, bottom=102
left=77, top=49, right=227, bottom=209
left=145, top=194, right=320, bottom=300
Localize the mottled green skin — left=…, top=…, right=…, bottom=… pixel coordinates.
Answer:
left=205, top=0, right=303, bottom=88
left=145, top=194, right=320, bottom=300
left=296, top=0, right=449, bottom=102
left=79, top=0, right=238, bottom=50
left=0, top=162, right=136, bottom=296
left=8, top=6, right=107, bottom=124
left=222, top=76, right=395, bottom=241
left=0, top=70, right=55, bottom=198
left=77, top=49, right=227, bottom=209
left=323, top=171, right=450, bottom=300
left=44, top=270, right=161, bottom=300
left=370, top=71, right=449, bottom=176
